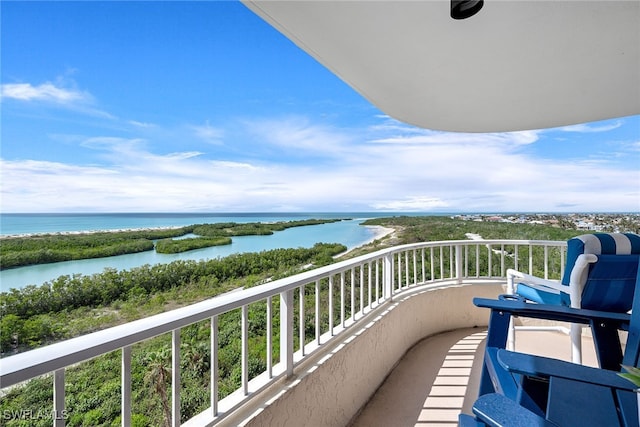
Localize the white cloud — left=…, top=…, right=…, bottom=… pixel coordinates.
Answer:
left=128, top=120, right=156, bottom=128
left=191, top=121, right=224, bottom=145
left=560, top=121, right=623, bottom=133
left=246, top=116, right=353, bottom=156
left=1, top=115, right=638, bottom=213
left=1, top=82, right=89, bottom=104
left=370, top=129, right=541, bottom=147
left=1, top=80, right=116, bottom=119
left=368, top=117, right=541, bottom=146
left=371, top=197, right=450, bottom=211
left=164, top=152, right=204, bottom=161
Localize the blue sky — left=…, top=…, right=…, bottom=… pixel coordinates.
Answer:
left=1, top=1, right=639, bottom=213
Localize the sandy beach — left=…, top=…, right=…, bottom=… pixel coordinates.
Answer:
left=1, top=226, right=186, bottom=239
left=366, top=225, right=395, bottom=241
left=335, top=225, right=396, bottom=258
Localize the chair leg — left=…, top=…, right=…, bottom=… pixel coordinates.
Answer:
left=507, top=317, right=516, bottom=351
left=479, top=310, right=513, bottom=396
left=590, top=319, right=624, bottom=371
left=506, top=275, right=516, bottom=352
left=570, top=323, right=582, bottom=364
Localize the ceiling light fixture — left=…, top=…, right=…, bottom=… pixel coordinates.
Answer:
left=451, top=0, right=484, bottom=20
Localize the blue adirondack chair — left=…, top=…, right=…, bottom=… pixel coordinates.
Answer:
left=507, top=232, right=640, bottom=364
left=459, top=393, right=555, bottom=427
left=460, top=258, right=640, bottom=427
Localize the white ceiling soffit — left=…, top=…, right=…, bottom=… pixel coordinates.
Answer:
left=243, top=0, right=640, bottom=132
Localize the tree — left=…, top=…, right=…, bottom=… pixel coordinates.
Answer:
left=144, top=347, right=172, bottom=427
left=0, top=314, right=23, bottom=351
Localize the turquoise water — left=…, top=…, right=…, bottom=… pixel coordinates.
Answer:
left=0, top=212, right=371, bottom=236
left=0, top=213, right=404, bottom=291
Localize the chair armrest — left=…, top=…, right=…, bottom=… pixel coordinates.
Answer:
left=507, top=269, right=567, bottom=293
left=458, top=414, right=486, bottom=427
left=471, top=393, right=556, bottom=427
left=473, top=296, right=630, bottom=328
left=496, top=349, right=636, bottom=391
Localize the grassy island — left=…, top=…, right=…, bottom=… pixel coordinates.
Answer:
left=155, top=236, right=233, bottom=253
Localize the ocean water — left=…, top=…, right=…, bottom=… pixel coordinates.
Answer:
left=0, top=213, right=411, bottom=291
left=0, top=212, right=380, bottom=236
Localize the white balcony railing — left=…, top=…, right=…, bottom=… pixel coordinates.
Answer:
left=0, top=239, right=566, bottom=426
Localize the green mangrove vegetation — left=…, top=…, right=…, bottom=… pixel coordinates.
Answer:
left=362, top=215, right=581, bottom=243
left=0, top=219, right=345, bottom=269
left=0, top=216, right=608, bottom=426
left=0, top=243, right=346, bottom=352
left=191, top=218, right=342, bottom=237
left=0, top=229, right=182, bottom=270
left=154, top=236, right=232, bottom=254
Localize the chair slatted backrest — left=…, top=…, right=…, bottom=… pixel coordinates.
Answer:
left=622, top=259, right=640, bottom=368
left=562, top=233, right=640, bottom=312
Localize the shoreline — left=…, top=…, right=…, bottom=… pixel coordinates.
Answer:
left=0, top=226, right=186, bottom=239
left=337, top=225, right=396, bottom=257
left=366, top=225, right=395, bottom=242
left=0, top=218, right=352, bottom=239
left=2, top=223, right=396, bottom=243
left=2, top=223, right=397, bottom=245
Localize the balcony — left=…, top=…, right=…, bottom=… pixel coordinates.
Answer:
left=1, top=239, right=580, bottom=426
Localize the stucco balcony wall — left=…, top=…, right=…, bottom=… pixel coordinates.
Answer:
left=228, top=282, right=504, bottom=427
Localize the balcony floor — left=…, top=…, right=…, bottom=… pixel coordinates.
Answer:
left=348, top=327, right=598, bottom=427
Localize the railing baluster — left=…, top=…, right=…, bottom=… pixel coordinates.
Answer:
left=384, top=253, right=393, bottom=300
left=329, top=275, right=334, bottom=335
left=397, top=253, right=402, bottom=290
left=455, top=244, right=463, bottom=281
left=171, top=329, right=181, bottom=427
left=241, top=305, right=248, bottom=395
left=340, top=271, right=346, bottom=327
left=375, top=260, right=380, bottom=303
left=450, top=245, right=454, bottom=279
left=464, top=245, right=469, bottom=278
left=439, top=246, right=444, bottom=280
left=430, top=248, right=434, bottom=281
left=475, top=245, right=479, bottom=278
left=280, top=290, right=294, bottom=377
left=299, top=286, right=305, bottom=356
left=368, top=262, right=373, bottom=308
left=405, top=251, right=409, bottom=287
left=350, top=269, right=355, bottom=321
left=211, top=315, right=219, bottom=416
left=421, top=248, right=425, bottom=284
left=121, top=346, right=132, bottom=427
left=53, top=369, right=65, bottom=427
left=544, top=245, right=549, bottom=279
left=315, top=281, right=321, bottom=345
left=266, top=297, right=272, bottom=377
left=412, top=250, right=417, bottom=286
left=529, top=244, right=534, bottom=275
left=359, top=265, right=364, bottom=315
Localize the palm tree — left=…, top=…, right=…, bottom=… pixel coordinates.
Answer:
left=144, top=347, right=172, bottom=427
